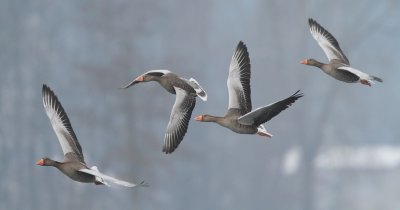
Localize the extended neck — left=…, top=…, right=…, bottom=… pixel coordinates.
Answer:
left=202, top=115, right=225, bottom=124
left=147, top=75, right=162, bottom=83
left=310, top=60, right=324, bottom=68
left=47, top=159, right=62, bottom=168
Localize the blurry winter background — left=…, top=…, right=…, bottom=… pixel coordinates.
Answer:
left=0, top=0, right=399, bottom=209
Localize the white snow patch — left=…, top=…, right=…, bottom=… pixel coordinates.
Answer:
left=282, top=146, right=302, bottom=175
left=314, top=146, right=400, bottom=170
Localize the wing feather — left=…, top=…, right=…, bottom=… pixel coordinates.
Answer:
left=227, top=41, right=252, bottom=114
left=162, top=87, right=196, bottom=154
left=42, top=85, right=84, bottom=162
left=309, top=18, right=349, bottom=65
left=238, top=91, right=303, bottom=126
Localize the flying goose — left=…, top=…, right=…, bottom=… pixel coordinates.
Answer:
left=37, top=84, right=147, bottom=187
left=300, top=18, right=383, bottom=86
left=195, top=41, right=302, bottom=137
left=121, top=70, right=207, bottom=154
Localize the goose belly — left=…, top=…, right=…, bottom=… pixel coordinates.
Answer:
left=224, top=122, right=257, bottom=134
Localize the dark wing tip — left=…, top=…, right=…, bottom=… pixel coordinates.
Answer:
left=42, top=84, right=51, bottom=97
left=308, top=18, right=322, bottom=31
left=42, top=84, right=58, bottom=106
left=42, top=84, right=49, bottom=91
left=292, top=90, right=304, bottom=99
left=162, top=143, right=177, bottom=154
left=284, top=90, right=303, bottom=110
left=162, top=133, right=182, bottom=154
left=308, top=18, right=316, bottom=26
left=287, top=91, right=304, bottom=105
left=236, top=40, right=248, bottom=53
left=162, top=147, right=173, bottom=154
left=162, top=129, right=187, bottom=154
left=238, top=40, right=245, bottom=47
left=234, top=41, right=250, bottom=64
left=42, top=85, right=66, bottom=116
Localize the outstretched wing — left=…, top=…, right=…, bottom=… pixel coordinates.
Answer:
left=238, top=90, right=303, bottom=126
left=79, top=168, right=147, bottom=188
left=227, top=41, right=252, bottom=114
left=309, top=18, right=349, bottom=65
left=42, top=84, right=85, bottom=162
left=163, top=87, right=196, bottom=154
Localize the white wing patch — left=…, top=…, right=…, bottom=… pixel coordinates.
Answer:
left=227, top=75, right=242, bottom=109
left=46, top=106, right=75, bottom=155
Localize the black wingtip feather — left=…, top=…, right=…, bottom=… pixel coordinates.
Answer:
left=308, top=18, right=316, bottom=27
left=308, top=18, right=323, bottom=30
left=238, top=40, right=246, bottom=48
left=162, top=144, right=176, bottom=154
left=281, top=90, right=304, bottom=110
left=287, top=90, right=304, bottom=106
left=42, top=84, right=51, bottom=98
left=236, top=41, right=248, bottom=53
left=42, top=84, right=59, bottom=106
left=292, top=90, right=304, bottom=99
left=308, top=18, right=324, bottom=33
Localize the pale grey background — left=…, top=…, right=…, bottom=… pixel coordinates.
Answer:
left=0, top=0, right=398, bottom=209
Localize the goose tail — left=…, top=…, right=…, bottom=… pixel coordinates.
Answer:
left=189, top=78, right=207, bottom=101
left=370, top=75, right=383, bottom=83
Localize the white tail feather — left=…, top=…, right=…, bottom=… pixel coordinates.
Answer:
left=257, top=125, right=273, bottom=138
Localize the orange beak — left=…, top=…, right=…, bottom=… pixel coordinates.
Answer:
left=135, top=75, right=144, bottom=82
left=194, top=115, right=203, bottom=121
left=36, top=159, right=44, bottom=166
left=300, top=59, right=308, bottom=65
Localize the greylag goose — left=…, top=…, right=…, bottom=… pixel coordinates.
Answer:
left=300, top=18, right=383, bottom=86
left=37, top=84, right=147, bottom=187
left=121, top=70, right=207, bottom=154
left=195, top=41, right=302, bottom=137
